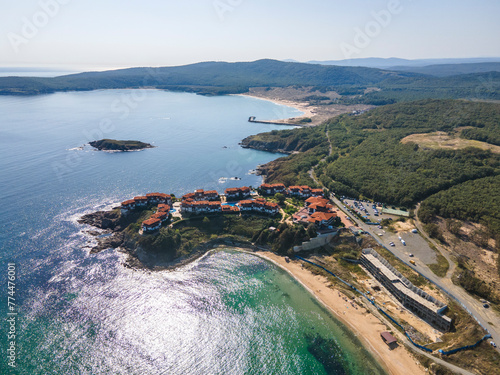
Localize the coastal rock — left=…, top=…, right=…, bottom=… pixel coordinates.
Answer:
left=78, top=210, right=121, bottom=230
left=89, top=139, right=154, bottom=151
left=239, top=137, right=292, bottom=154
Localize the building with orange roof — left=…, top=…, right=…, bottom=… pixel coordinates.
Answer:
left=142, top=218, right=161, bottom=232
left=259, top=183, right=286, bottom=195
left=225, top=186, right=251, bottom=201
left=157, top=204, right=171, bottom=212
left=307, top=212, right=337, bottom=226
left=288, top=185, right=313, bottom=198
left=311, top=188, right=324, bottom=197
left=151, top=211, right=169, bottom=222
left=146, top=192, right=172, bottom=205
left=133, top=196, right=148, bottom=207
left=120, top=199, right=136, bottom=214
left=182, top=189, right=219, bottom=202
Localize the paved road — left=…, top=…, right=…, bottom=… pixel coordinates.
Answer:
left=329, top=193, right=500, bottom=354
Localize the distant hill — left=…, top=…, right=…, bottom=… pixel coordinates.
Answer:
left=389, top=62, right=500, bottom=77
left=0, top=59, right=406, bottom=96
left=0, top=59, right=499, bottom=102
left=306, top=57, right=500, bottom=69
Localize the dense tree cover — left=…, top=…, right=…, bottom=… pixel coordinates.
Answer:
left=418, top=175, right=500, bottom=246
left=339, top=72, right=500, bottom=104
left=1, top=60, right=499, bottom=103
left=324, top=134, right=497, bottom=206
left=0, top=59, right=400, bottom=95
left=390, top=62, right=500, bottom=77
left=241, top=124, right=329, bottom=153
left=249, top=100, right=500, bottom=211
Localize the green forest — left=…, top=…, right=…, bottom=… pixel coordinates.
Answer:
left=418, top=175, right=500, bottom=245
left=1, top=59, right=499, bottom=103
left=250, top=100, right=500, bottom=209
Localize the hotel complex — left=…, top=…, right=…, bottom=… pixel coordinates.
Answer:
left=120, top=184, right=329, bottom=234
left=360, top=248, right=452, bottom=331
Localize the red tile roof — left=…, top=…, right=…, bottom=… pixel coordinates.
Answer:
left=142, top=218, right=161, bottom=226
left=121, top=199, right=135, bottom=206
left=309, top=212, right=337, bottom=222
left=380, top=332, right=397, bottom=344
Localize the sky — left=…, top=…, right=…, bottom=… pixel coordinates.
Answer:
left=1, top=0, right=500, bottom=70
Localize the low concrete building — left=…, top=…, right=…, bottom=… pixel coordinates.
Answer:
left=360, top=248, right=452, bottom=331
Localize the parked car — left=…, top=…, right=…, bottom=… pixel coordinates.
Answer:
left=409, top=253, right=414, bottom=257
left=389, top=242, right=395, bottom=246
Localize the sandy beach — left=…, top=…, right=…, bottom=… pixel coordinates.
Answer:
left=237, top=92, right=317, bottom=120
left=251, top=250, right=426, bottom=375
left=236, top=88, right=375, bottom=126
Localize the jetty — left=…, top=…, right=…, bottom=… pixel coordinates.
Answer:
left=248, top=116, right=303, bottom=127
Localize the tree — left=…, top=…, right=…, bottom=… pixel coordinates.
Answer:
left=307, top=223, right=317, bottom=238
left=274, top=193, right=286, bottom=205
left=202, top=217, right=211, bottom=230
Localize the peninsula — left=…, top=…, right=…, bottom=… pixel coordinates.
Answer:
left=89, top=139, right=154, bottom=151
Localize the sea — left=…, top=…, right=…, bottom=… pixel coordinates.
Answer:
left=0, top=88, right=387, bottom=374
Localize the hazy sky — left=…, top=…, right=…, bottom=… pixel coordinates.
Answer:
left=1, top=0, right=500, bottom=69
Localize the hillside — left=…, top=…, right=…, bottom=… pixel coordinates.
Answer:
left=0, top=59, right=402, bottom=95
left=1, top=60, right=500, bottom=103
left=391, top=62, right=500, bottom=77
left=245, top=99, right=500, bottom=207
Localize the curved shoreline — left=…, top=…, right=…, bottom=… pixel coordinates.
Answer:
left=234, top=248, right=425, bottom=375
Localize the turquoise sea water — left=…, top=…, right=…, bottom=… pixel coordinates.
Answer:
left=0, top=90, right=386, bottom=374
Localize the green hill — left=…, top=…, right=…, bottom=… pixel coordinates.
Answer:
left=247, top=99, right=500, bottom=207
left=1, top=59, right=499, bottom=102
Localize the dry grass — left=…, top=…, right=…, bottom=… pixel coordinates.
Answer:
left=401, top=131, right=500, bottom=154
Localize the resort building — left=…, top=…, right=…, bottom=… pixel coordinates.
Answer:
left=288, top=185, right=313, bottom=198
left=259, top=183, right=286, bottom=195
left=237, top=199, right=280, bottom=215
left=182, top=189, right=220, bottom=202
left=180, top=200, right=223, bottom=215
left=311, top=188, right=324, bottom=197
left=146, top=192, right=172, bottom=205
left=151, top=211, right=169, bottom=222
left=157, top=204, right=171, bottom=212
left=360, top=248, right=452, bottom=332
left=221, top=205, right=240, bottom=213
left=120, top=199, right=136, bottom=214
left=307, top=212, right=337, bottom=226
left=225, top=186, right=251, bottom=201
left=142, top=218, right=161, bottom=232
left=293, top=196, right=338, bottom=227
left=133, top=196, right=148, bottom=207
left=305, top=196, right=333, bottom=214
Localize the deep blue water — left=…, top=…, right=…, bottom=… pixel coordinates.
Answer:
left=0, top=90, right=386, bottom=374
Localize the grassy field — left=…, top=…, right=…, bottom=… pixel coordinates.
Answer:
left=401, top=131, right=500, bottom=153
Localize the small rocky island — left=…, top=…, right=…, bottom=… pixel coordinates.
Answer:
left=89, top=139, right=154, bottom=151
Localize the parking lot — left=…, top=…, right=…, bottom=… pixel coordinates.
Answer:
left=339, top=197, right=437, bottom=265
left=341, top=198, right=394, bottom=222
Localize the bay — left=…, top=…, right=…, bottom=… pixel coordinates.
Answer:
left=0, top=90, right=386, bottom=374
